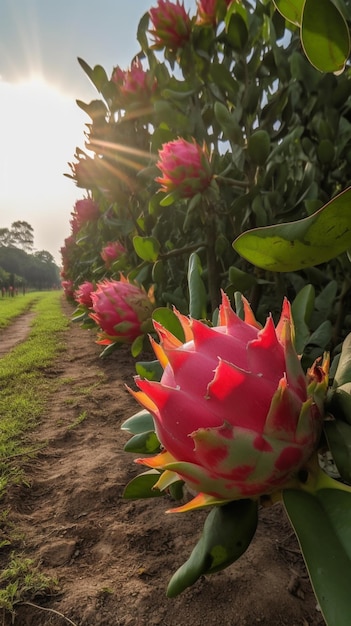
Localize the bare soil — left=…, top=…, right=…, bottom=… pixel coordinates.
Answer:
left=1, top=299, right=325, bottom=626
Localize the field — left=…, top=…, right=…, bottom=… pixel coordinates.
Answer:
left=0, top=293, right=325, bottom=625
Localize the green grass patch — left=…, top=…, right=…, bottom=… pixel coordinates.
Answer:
left=0, top=292, right=43, bottom=329
left=0, top=291, right=69, bottom=497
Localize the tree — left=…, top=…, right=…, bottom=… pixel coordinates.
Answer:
left=9, top=221, right=34, bottom=252
left=0, top=228, right=12, bottom=247
left=34, top=250, right=55, bottom=264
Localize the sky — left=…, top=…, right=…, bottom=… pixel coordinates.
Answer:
left=0, top=0, right=196, bottom=265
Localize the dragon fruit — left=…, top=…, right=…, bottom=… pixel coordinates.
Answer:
left=156, top=138, right=213, bottom=199
left=74, top=281, right=95, bottom=308
left=100, top=242, right=126, bottom=268
left=89, top=276, right=155, bottom=345
left=149, top=0, right=193, bottom=51
left=129, top=293, right=329, bottom=510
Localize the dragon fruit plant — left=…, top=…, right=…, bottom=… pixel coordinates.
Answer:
left=89, top=276, right=155, bottom=355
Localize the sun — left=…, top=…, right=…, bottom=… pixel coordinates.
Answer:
left=0, top=76, right=87, bottom=261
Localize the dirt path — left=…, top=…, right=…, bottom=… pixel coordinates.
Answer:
left=2, top=299, right=325, bottom=626
left=0, top=311, right=36, bottom=356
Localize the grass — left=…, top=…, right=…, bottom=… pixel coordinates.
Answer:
left=0, top=291, right=70, bottom=616
left=0, top=292, right=43, bottom=329
left=0, top=292, right=68, bottom=491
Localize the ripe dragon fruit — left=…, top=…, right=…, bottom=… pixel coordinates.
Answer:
left=74, top=281, right=95, bottom=308
left=89, top=276, right=155, bottom=345
left=129, top=292, right=329, bottom=511
left=100, top=241, right=126, bottom=269
left=149, top=0, right=193, bottom=51
left=155, top=138, right=213, bottom=199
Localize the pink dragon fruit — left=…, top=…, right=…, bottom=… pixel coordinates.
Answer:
left=61, top=280, right=75, bottom=301
left=156, top=138, right=213, bottom=199
left=89, top=276, right=155, bottom=345
left=129, top=293, right=329, bottom=511
left=100, top=241, right=126, bottom=269
left=149, top=0, right=193, bottom=51
left=70, top=198, right=100, bottom=233
left=74, top=281, right=95, bottom=308
left=111, top=59, right=157, bottom=104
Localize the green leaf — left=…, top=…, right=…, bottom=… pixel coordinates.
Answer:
left=301, top=0, right=350, bottom=73
left=273, top=0, right=304, bottom=25
left=121, top=410, right=155, bottom=434
left=167, top=500, right=258, bottom=598
left=135, top=359, right=163, bottom=382
left=133, top=236, right=160, bottom=262
left=188, top=253, right=207, bottom=319
left=283, top=489, right=351, bottom=626
left=327, top=384, right=351, bottom=426
left=123, top=470, right=164, bottom=499
left=124, top=431, right=160, bottom=454
left=159, top=192, right=178, bottom=206
left=291, top=284, right=315, bottom=353
left=152, top=307, right=185, bottom=343
left=137, top=12, right=150, bottom=52
left=131, top=334, right=145, bottom=357
left=228, top=266, right=257, bottom=293
left=77, top=57, right=94, bottom=83
left=233, top=187, right=351, bottom=272
left=214, top=102, right=243, bottom=144
left=324, top=420, right=351, bottom=483
left=226, top=13, right=248, bottom=52
left=333, top=333, right=351, bottom=388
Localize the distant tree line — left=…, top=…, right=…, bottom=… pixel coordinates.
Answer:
left=0, top=221, right=60, bottom=290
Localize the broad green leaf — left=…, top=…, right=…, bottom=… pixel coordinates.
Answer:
left=273, top=0, right=304, bottom=25
left=233, top=187, right=351, bottom=272
left=324, top=420, right=351, bottom=483
left=228, top=266, right=257, bottom=293
left=123, top=470, right=164, bottom=499
left=301, top=0, right=350, bottom=73
left=152, top=307, right=185, bottom=343
left=188, top=253, right=207, bottom=319
left=135, top=359, right=163, bottom=382
left=92, top=65, right=109, bottom=93
left=133, top=236, right=160, bottom=262
left=226, top=13, right=248, bottom=51
left=283, top=489, right=351, bottom=626
left=121, top=410, right=155, bottom=434
left=124, top=431, right=160, bottom=455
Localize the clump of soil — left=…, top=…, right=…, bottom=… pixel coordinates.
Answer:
left=1, top=300, right=325, bottom=625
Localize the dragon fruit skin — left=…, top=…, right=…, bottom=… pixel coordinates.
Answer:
left=130, top=293, right=329, bottom=509
left=89, top=277, right=154, bottom=345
